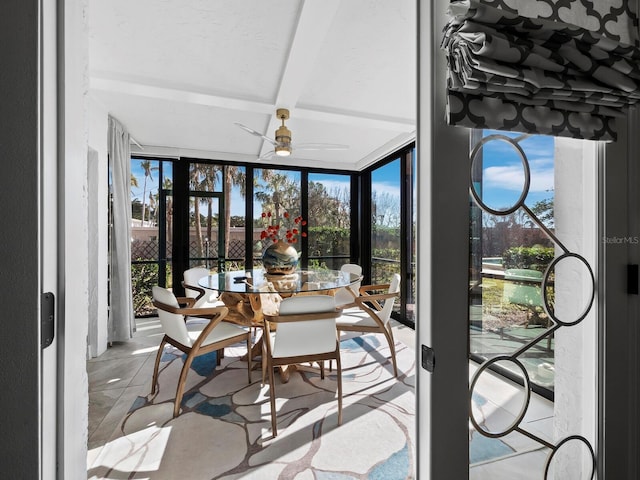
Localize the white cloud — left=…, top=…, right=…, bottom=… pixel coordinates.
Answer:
left=372, top=181, right=401, bottom=200
left=483, top=163, right=554, bottom=193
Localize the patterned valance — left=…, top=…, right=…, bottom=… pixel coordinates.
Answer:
left=441, top=0, right=640, bottom=141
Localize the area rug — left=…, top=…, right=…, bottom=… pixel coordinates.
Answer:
left=88, top=333, right=416, bottom=480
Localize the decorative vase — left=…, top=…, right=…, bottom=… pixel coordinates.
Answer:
left=262, top=241, right=299, bottom=275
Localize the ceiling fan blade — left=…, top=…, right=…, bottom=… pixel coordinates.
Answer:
left=258, top=151, right=276, bottom=161
left=234, top=122, right=279, bottom=146
left=294, top=143, right=349, bottom=151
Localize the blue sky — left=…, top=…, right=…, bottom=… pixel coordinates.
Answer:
left=131, top=134, right=553, bottom=217
left=477, top=131, right=554, bottom=211
left=131, top=159, right=165, bottom=203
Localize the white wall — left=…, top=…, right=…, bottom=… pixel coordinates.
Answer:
left=60, top=0, right=90, bottom=477
left=87, top=98, right=109, bottom=358
left=553, top=138, right=598, bottom=476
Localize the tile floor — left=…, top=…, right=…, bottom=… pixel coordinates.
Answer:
left=87, top=316, right=554, bottom=477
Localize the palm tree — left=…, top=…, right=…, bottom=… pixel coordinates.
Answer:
left=139, top=160, right=158, bottom=226
left=148, top=191, right=157, bottom=225
left=130, top=174, right=140, bottom=222
left=189, top=164, right=205, bottom=259
left=223, top=165, right=246, bottom=257
left=255, top=172, right=299, bottom=223
left=189, top=163, right=222, bottom=261
left=200, top=164, right=221, bottom=246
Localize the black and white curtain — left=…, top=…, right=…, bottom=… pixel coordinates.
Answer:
left=441, top=0, right=640, bottom=141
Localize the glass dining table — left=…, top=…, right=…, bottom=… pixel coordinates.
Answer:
left=200, top=268, right=359, bottom=295
left=199, top=268, right=362, bottom=382
left=198, top=268, right=362, bottom=325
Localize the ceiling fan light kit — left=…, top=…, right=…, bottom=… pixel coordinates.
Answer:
left=274, top=108, right=292, bottom=156
left=234, top=107, right=348, bottom=160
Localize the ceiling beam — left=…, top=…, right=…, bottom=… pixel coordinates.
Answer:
left=89, top=74, right=275, bottom=115
left=259, top=0, right=342, bottom=158
left=90, top=73, right=414, bottom=132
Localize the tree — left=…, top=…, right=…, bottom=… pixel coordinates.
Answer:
left=255, top=172, right=300, bottom=225
left=481, top=209, right=552, bottom=257
left=139, top=160, right=158, bottom=226
left=130, top=173, right=139, bottom=194
left=148, top=191, right=157, bottom=225
left=224, top=166, right=246, bottom=257
left=372, top=191, right=400, bottom=228
left=189, top=163, right=217, bottom=259
left=530, top=197, right=554, bottom=228
left=308, top=181, right=350, bottom=227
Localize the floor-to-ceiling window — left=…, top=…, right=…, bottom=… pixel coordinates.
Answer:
left=130, top=148, right=417, bottom=326
left=252, top=168, right=302, bottom=268
left=363, top=143, right=416, bottom=327
left=130, top=157, right=172, bottom=316
left=222, top=165, right=247, bottom=271
left=307, top=172, right=351, bottom=269
left=187, top=162, right=224, bottom=271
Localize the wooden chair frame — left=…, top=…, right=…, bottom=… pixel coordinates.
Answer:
left=337, top=282, right=400, bottom=377
left=152, top=295, right=252, bottom=417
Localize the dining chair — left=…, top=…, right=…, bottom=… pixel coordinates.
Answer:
left=151, top=286, right=252, bottom=417
left=183, top=266, right=219, bottom=308
left=336, top=273, right=401, bottom=377
left=333, top=263, right=363, bottom=309
left=262, top=294, right=342, bottom=436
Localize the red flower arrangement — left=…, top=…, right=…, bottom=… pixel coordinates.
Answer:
left=260, top=211, right=307, bottom=244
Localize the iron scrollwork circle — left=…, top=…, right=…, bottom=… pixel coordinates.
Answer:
left=469, top=355, right=532, bottom=438
left=469, top=134, right=531, bottom=216
left=543, top=435, right=596, bottom=480
left=542, top=252, right=596, bottom=327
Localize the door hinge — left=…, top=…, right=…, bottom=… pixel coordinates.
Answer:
left=421, top=344, right=435, bottom=373
left=41, top=292, right=55, bottom=349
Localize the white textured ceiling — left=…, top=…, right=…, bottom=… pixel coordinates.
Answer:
left=88, top=0, right=416, bottom=171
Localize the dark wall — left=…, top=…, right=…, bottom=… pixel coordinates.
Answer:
left=0, top=1, right=41, bottom=477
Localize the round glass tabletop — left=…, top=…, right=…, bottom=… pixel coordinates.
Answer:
left=198, top=268, right=361, bottom=295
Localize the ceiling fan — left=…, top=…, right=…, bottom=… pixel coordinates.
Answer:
left=234, top=108, right=349, bottom=160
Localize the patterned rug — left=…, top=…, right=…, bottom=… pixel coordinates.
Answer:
left=88, top=333, right=416, bottom=479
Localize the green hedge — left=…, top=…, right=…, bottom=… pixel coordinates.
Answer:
left=131, top=262, right=172, bottom=317
left=502, top=246, right=555, bottom=272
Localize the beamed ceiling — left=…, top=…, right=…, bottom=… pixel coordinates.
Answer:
left=88, top=0, right=416, bottom=171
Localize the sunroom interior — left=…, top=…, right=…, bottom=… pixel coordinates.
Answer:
left=86, top=0, right=421, bottom=477
left=87, top=0, right=418, bottom=354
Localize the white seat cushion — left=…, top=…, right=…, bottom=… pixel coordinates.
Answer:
left=187, top=320, right=247, bottom=347
left=336, top=308, right=379, bottom=329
